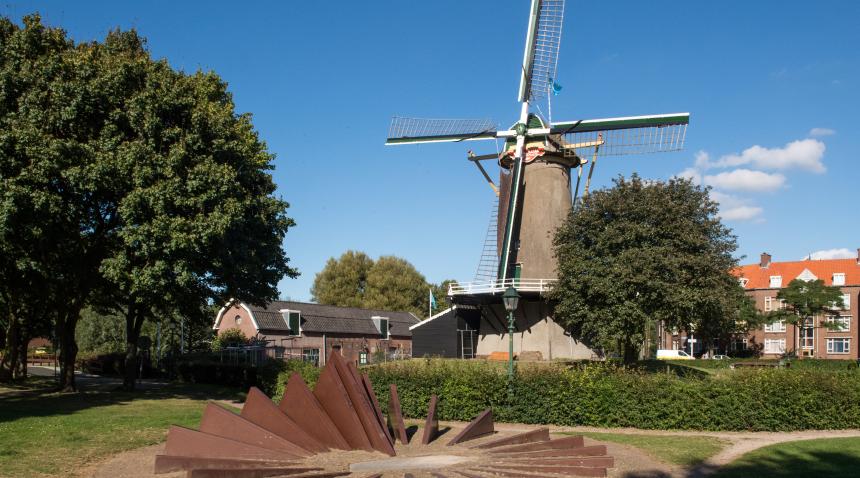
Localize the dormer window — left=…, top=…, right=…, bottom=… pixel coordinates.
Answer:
left=833, top=273, right=845, bottom=286
left=372, top=316, right=390, bottom=339
left=769, top=276, right=782, bottom=288
left=738, top=278, right=749, bottom=287
left=280, top=309, right=301, bottom=336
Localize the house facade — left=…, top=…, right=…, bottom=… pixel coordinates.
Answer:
left=661, top=251, right=860, bottom=360
left=213, top=300, right=420, bottom=366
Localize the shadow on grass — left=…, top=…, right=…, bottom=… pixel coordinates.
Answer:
left=0, top=377, right=244, bottom=425
left=698, top=449, right=860, bottom=478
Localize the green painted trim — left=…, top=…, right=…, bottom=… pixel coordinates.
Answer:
left=385, top=131, right=498, bottom=144
left=498, top=157, right=524, bottom=281
left=550, top=114, right=690, bottom=134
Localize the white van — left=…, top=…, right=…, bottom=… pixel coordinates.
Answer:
left=656, top=349, right=693, bottom=360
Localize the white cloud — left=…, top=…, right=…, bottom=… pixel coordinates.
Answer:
left=703, top=169, right=785, bottom=192
left=720, top=205, right=764, bottom=222
left=809, top=127, right=835, bottom=137
left=709, top=191, right=764, bottom=222
left=803, top=248, right=856, bottom=260
left=675, top=167, right=701, bottom=185
left=698, top=139, right=826, bottom=173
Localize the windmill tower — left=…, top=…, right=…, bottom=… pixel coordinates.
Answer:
left=386, top=0, right=689, bottom=360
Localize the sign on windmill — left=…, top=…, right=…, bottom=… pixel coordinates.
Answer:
left=385, top=0, right=690, bottom=360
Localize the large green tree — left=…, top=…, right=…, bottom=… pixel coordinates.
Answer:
left=550, top=175, right=740, bottom=363
left=310, top=251, right=373, bottom=308
left=771, top=279, right=845, bottom=357
left=0, top=16, right=296, bottom=390
left=311, top=251, right=451, bottom=318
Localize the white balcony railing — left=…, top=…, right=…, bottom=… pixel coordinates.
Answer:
left=448, top=278, right=557, bottom=296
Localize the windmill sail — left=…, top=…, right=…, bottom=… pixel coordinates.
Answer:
left=386, top=117, right=499, bottom=145
left=551, top=113, right=690, bottom=157
left=518, top=0, right=566, bottom=102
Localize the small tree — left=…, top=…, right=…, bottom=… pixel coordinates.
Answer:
left=311, top=251, right=373, bottom=308
left=771, top=279, right=845, bottom=358
left=211, top=328, right=249, bottom=352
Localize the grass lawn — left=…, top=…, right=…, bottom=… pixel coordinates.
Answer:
left=561, top=431, right=728, bottom=467
left=712, top=437, right=860, bottom=478
left=0, top=377, right=242, bottom=478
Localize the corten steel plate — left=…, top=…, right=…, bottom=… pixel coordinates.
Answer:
left=488, top=434, right=585, bottom=453
left=280, top=372, right=350, bottom=450
left=156, top=356, right=615, bottom=477
left=313, top=355, right=374, bottom=451
left=199, top=402, right=312, bottom=457
left=188, top=471, right=350, bottom=478
left=387, top=384, right=409, bottom=445
left=447, top=409, right=494, bottom=446
left=242, top=386, right=328, bottom=453
left=471, top=427, right=549, bottom=449
left=420, top=395, right=440, bottom=445
left=359, top=370, right=394, bottom=446
left=163, top=426, right=299, bottom=462
left=329, top=353, right=396, bottom=456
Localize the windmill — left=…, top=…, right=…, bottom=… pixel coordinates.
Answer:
left=386, top=1, right=689, bottom=359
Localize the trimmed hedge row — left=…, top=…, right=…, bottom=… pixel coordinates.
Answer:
left=360, top=359, right=860, bottom=431
left=177, top=358, right=320, bottom=397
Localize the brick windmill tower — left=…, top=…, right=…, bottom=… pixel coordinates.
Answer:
left=386, top=0, right=689, bottom=360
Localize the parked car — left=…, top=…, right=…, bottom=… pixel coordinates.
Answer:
left=656, top=349, right=693, bottom=360
left=712, top=354, right=730, bottom=360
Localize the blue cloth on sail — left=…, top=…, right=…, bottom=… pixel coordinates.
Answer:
left=550, top=78, right=563, bottom=95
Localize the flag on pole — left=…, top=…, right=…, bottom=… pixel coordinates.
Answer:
left=429, top=288, right=437, bottom=312
left=550, top=78, right=563, bottom=95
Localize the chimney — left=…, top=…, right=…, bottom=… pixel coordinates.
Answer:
left=857, top=248, right=860, bottom=264
left=760, top=252, right=772, bottom=268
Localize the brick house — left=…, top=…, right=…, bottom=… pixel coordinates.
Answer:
left=213, top=300, right=420, bottom=366
left=661, top=251, right=860, bottom=359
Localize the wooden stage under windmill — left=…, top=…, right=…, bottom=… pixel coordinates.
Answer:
left=388, top=0, right=690, bottom=360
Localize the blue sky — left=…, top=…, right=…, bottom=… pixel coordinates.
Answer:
left=6, top=1, right=859, bottom=302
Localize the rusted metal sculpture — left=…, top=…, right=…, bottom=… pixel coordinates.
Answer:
left=446, top=408, right=494, bottom=445
left=420, top=394, right=440, bottom=445
left=156, top=351, right=615, bottom=477
left=387, top=384, right=409, bottom=445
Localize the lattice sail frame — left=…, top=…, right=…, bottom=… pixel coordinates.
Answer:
left=525, top=0, right=565, bottom=101
left=386, top=117, right=498, bottom=144
left=562, top=123, right=688, bottom=158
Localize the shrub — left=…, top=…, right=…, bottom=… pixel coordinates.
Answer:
left=176, top=357, right=320, bottom=396
left=76, top=351, right=126, bottom=375
left=211, top=328, right=249, bottom=352
left=363, top=359, right=860, bottom=431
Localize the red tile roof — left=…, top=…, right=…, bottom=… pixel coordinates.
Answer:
left=735, top=258, right=860, bottom=289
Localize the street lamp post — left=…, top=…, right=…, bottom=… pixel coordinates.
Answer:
left=502, top=286, right=521, bottom=381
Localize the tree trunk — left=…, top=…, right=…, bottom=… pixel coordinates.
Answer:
left=123, top=305, right=145, bottom=391
left=16, top=328, right=29, bottom=379
left=622, top=341, right=638, bottom=364
left=56, top=312, right=80, bottom=392
left=0, top=314, right=20, bottom=382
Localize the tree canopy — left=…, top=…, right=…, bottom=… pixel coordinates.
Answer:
left=0, top=16, right=296, bottom=389
left=311, top=251, right=452, bottom=318
left=549, top=175, right=741, bottom=362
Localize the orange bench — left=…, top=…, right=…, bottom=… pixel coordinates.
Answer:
left=488, top=351, right=511, bottom=361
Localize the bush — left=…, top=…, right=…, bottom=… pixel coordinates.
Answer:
left=211, top=328, right=249, bottom=352
left=262, top=359, right=321, bottom=402
left=76, top=352, right=126, bottom=375
left=363, top=359, right=860, bottom=431
left=176, top=357, right=320, bottom=396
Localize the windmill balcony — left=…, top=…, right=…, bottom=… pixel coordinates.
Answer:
left=448, top=278, right=557, bottom=298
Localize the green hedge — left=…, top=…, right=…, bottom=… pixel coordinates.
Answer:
left=358, top=359, right=860, bottom=431
left=177, top=358, right=320, bottom=398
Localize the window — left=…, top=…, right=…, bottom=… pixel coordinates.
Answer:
left=280, top=310, right=301, bottom=336
left=826, top=315, right=851, bottom=332
left=372, top=316, right=390, bottom=339
left=801, top=318, right=814, bottom=349
left=827, top=338, right=850, bottom=354
left=833, top=273, right=846, bottom=286
left=764, top=338, right=786, bottom=354
left=778, top=299, right=786, bottom=310
left=769, top=276, right=782, bottom=288
left=764, top=296, right=774, bottom=312
left=302, top=348, right=320, bottom=366
left=730, top=338, right=748, bottom=351
left=359, top=351, right=368, bottom=365
left=764, top=320, right=786, bottom=333
left=842, top=293, right=851, bottom=310
left=235, top=315, right=242, bottom=325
